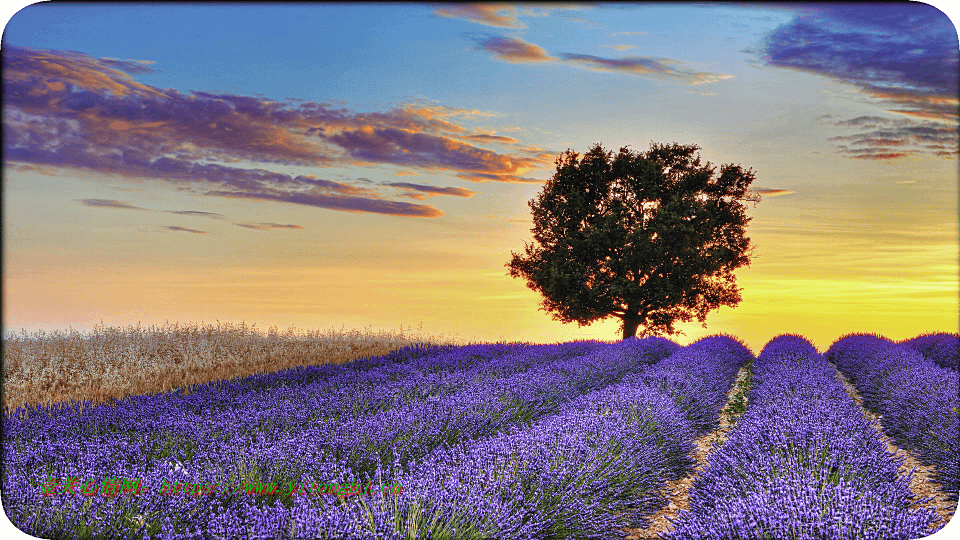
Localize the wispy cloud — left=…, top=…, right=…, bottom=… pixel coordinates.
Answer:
left=163, top=226, right=207, bottom=234
left=559, top=53, right=733, bottom=85
left=434, top=4, right=588, bottom=28
left=462, top=133, right=521, bottom=144
left=470, top=36, right=733, bottom=86
left=77, top=198, right=149, bottom=210
left=166, top=210, right=224, bottom=219
left=4, top=46, right=550, bottom=221
left=235, top=223, right=304, bottom=231
left=826, top=115, right=957, bottom=160
left=474, top=36, right=554, bottom=62
left=205, top=190, right=444, bottom=218
left=97, top=57, right=157, bottom=75
left=385, top=182, right=475, bottom=200
left=761, top=4, right=958, bottom=160
left=435, top=4, right=525, bottom=28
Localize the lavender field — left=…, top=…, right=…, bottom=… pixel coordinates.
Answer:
left=2, top=332, right=957, bottom=539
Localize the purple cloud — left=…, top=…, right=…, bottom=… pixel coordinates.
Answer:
left=385, top=182, right=475, bottom=200
left=166, top=210, right=224, bottom=219
left=235, top=223, right=304, bottom=231
left=761, top=4, right=958, bottom=160
left=4, top=46, right=552, bottom=222
left=206, top=190, right=443, bottom=218
left=163, top=226, right=207, bottom=234
left=468, top=34, right=733, bottom=85
left=77, top=199, right=149, bottom=210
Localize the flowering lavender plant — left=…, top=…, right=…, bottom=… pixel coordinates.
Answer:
left=665, top=334, right=940, bottom=540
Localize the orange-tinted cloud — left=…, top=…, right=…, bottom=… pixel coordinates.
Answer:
left=462, top=133, right=521, bottom=144
left=434, top=4, right=524, bottom=28
left=456, top=172, right=544, bottom=183
left=469, top=36, right=732, bottom=85
left=4, top=46, right=552, bottom=219
left=385, top=182, right=475, bottom=200
left=849, top=152, right=909, bottom=160
left=827, top=116, right=957, bottom=159
left=434, top=4, right=588, bottom=28
left=762, top=4, right=957, bottom=160
left=475, top=36, right=553, bottom=62
left=559, top=53, right=733, bottom=85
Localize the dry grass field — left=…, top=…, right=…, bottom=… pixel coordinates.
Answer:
left=2, top=321, right=466, bottom=415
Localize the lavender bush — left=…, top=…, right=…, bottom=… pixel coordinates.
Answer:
left=900, top=332, right=960, bottom=370
left=330, top=335, right=750, bottom=539
left=826, top=333, right=959, bottom=498
left=664, top=334, right=940, bottom=540
left=3, top=339, right=669, bottom=539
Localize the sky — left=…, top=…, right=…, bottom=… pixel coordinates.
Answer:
left=2, top=2, right=959, bottom=356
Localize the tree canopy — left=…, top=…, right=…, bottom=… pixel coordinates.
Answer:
left=506, top=142, right=760, bottom=340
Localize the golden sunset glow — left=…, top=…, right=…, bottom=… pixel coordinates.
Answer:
left=2, top=2, right=957, bottom=357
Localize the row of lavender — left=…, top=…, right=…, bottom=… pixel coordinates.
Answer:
left=665, top=335, right=941, bottom=540
left=4, top=337, right=679, bottom=539
left=826, top=333, right=959, bottom=498
left=225, top=334, right=752, bottom=539
left=900, top=332, right=960, bottom=370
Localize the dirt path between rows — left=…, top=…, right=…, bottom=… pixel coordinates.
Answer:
left=619, top=364, right=751, bottom=539
left=833, top=367, right=957, bottom=532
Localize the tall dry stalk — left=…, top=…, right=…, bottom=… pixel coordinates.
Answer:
left=2, top=321, right=465, bottom=416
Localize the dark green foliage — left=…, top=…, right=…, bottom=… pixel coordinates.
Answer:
left=507, top=142, right=759, bottom=339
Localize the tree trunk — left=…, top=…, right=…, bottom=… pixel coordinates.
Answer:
left=621, top=313, right=641, bottom=340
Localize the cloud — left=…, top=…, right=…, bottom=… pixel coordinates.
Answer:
left=474, top=36, right=554, bottom=62
left=848, top=152, right=910, bottom=160
left=166, top=210, right=225, bottom=219
left=97, top=57, right=157, bottom=75
left=205, top=190, right=443, bottom=218
left=761, top=4, right=958, bottom=123
left=235, top=222, right=304, bottom=231
left=455, top=172, right=544, bottom=183
left=327, top=126, right=541, bottom=178
left=826, top=116, right=957, bottom=159
left=77, top=198, right=149, bottom=210
left=164, top=226, right=207, bottom=234
left=469, top=36, right=733, bottom=86
left=462, top=133, right=521, bottom=144
left=603, top=44, right=638, bottom=51
left=610, top=31, right=646, bottom=36
left=4, top=46, right=550, bottom=220
left=760, top=5, right=958, bottom=161
left=559, top=53, right=734, bottom=85
left=385, top=182, right=475, bottom=200
left=434, top=4, right=588, bottom=28
left=434, top=4, right=525, bottom=28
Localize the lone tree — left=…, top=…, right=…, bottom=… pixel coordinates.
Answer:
left=507, top=142, right=760, bottom=340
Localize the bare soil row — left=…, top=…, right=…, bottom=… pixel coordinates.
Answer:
left=620, top=364, right=751, bottom=539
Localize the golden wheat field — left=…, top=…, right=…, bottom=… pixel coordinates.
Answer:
left=2, top=321, right=468, bottom=415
